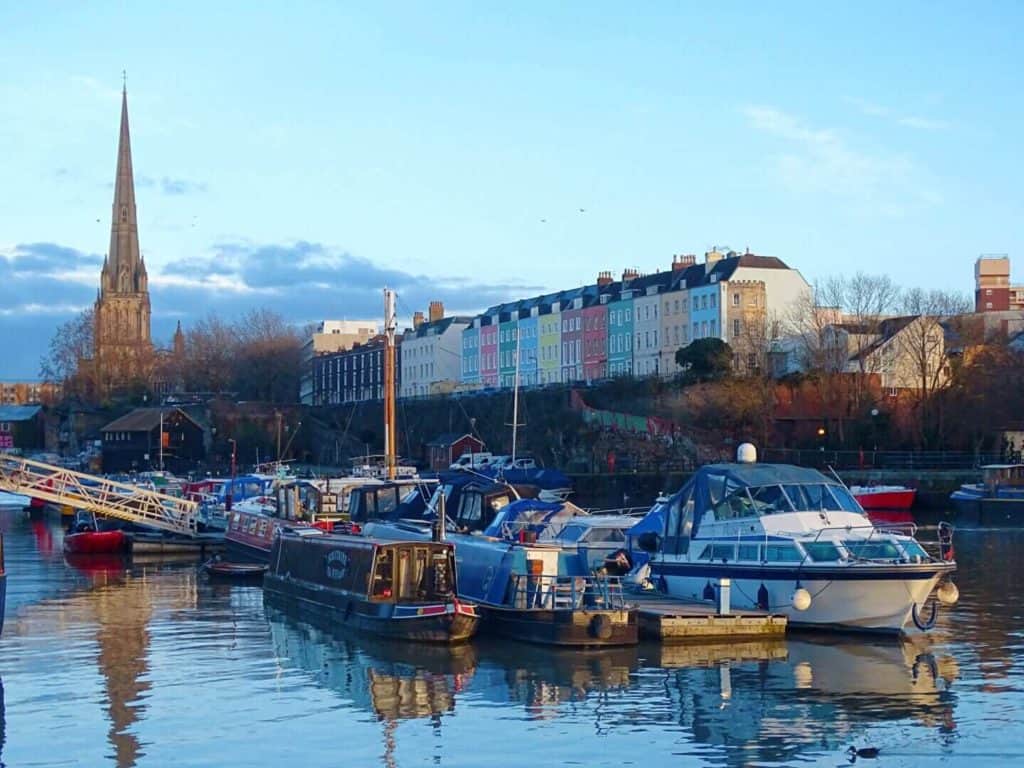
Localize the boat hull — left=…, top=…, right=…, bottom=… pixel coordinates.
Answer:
left=127, top=531, right=224, bottom=554
left=264, top=574, right=479, bottom=643
left=0, top=571, right=6, bottom=637
left=853, top=489, right=916, bottom=511
left=951, top=494, right=1024, bottom=526
left=479, top=605, right=637, bottom=647
left=62, top=530, right=129, bottom=555
left=653, top=561, right=952, bottom=634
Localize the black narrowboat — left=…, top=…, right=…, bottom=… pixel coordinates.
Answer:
left=264, top=529, right=479, bottom=644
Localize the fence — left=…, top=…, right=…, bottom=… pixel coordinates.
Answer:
left=761, top=448, right=1004, bottom=471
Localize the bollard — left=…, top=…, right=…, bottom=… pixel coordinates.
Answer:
left=717, top=577, right=731, bottom=615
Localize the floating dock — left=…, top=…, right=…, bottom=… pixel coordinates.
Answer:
left=631, top=591, right=787, bottom=641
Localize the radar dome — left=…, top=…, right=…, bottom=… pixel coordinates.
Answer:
left=736, top=443, right=757, bottom=464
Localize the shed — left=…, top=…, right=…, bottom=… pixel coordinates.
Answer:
left=100, top=407, right=205, bottom=473
left=425, top=432, right=485, bottom=471
left=0, top=405, right=45, bottom=452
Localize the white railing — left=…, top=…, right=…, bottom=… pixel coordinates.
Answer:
left=0, top=453, right=198, bottom=536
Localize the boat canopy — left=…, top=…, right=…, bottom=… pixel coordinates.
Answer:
left=658, top=463, right=863, bottom=552
left=482, top=498, right=571, bottom=539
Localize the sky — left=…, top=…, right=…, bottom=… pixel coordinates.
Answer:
left=1, top=1, right=1022, bottom=378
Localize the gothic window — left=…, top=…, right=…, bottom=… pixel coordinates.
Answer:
left=121, top=206, right=128, bottom=222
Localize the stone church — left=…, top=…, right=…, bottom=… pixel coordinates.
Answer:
left=93, top=85, right=154, bottom=390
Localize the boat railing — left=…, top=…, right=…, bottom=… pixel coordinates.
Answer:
left=507, top=573, right=627, bottom=611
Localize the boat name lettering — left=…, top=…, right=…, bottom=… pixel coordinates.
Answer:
left=325, top=550, right=349, bottom=580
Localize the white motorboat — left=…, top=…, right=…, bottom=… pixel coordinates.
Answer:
left=642, top=444, right=958, bottom=634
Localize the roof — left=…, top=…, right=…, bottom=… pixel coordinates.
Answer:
left=408, top=315, right=472, bottom=339
left=100, top=407, right=202, bottom=433
left=426, top=432, right=483, bottom=447
left=848, top=316, right=919, bottom=363
left=0, top=405, right=42, bottom=422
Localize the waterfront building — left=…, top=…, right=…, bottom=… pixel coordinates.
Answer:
left=607, top=274, right=635, bottom=377
left=93, top=84, right=153, bottom=391
left=498, top=311, right=518, bottom=388
left=726, top=280, right=769, bottom=373
left=631, top=271, right=672, bottom=378
left=537, top=296, right=562, bottom=385
left=400, top=303, right=470, bottom=398
left=517, top=309, right=539, bottom=387
left=300, top=320, right=377, bottom=405
left=311, top=334, right=402, bottom=406
left=461, top=323, right=481, bottom=387
left=100, top=407, right=205, bottom=473
left=0, top=405, right=44, bottom=452
left=659, top=255, right=697, bottom=375
left=560, top=290, right=585, bottom=383
left=582, top=287, right=609, bottom=383
left=975, top=255, right=1024, bottom=313
left=479, top=319, right=499, bottom=387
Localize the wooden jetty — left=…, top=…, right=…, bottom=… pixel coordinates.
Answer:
left=630, top=591, right=787, bottom=642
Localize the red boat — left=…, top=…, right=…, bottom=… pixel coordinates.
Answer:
left=63, top=529, right=129, bottom=555
left=850, top=485, right=916, bottom=511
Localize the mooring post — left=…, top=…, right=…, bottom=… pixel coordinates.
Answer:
left=717, top=577, right=731, bottom=615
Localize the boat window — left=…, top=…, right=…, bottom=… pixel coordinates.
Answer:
left=737, top=544, right=760, bottom=561
left=378, top=488, right=400, bottom=517
left=257, top=519, right=268, bottom=537
left=764, top=543, right=802, bottom=562
left=900, top=540, right=929, bottom=559
left=697, top=544, right=714, bottom=560
left=431, top=551, right=453, bottom=596
left=826, top=485, right=863, bottom=513
left=706, top=474, right=727, bottom=506
left=400, top=547, right=430, bottom=600
left=559, top=524, right=587, bottom=543
left=489, top=494, right=511, bottom=512
left=710, top=543, right=735, bottom=561
left=782, top=484, right=843, bottom=511
left=371, top=549, right=394, bottom=599
left=230, top=513, right=240, bottom=530
left=843, top=539, right=902, bottom=560
left=459, top=494, right=483, bottom=526
left=348, top=492, right=365, bottom=522
left=713, top=490, right=754, bottom=520
left=749, top=486, right=793, bottom=515
left=585, top=527, right=627, bottom=544
left=801, top=541, right=840, bottom=562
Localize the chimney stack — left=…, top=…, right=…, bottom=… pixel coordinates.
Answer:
left=671, top=254, right=697, bottom=272
left=428, top=301, right=444, bottom=322
left=596, top=270, right=613, bottom=286
left=413, top=311, right=425, bottom=329
left=622, top=267, right=639, bottom=282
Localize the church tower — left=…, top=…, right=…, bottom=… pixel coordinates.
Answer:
left=94, top=83, right=153, bottom=388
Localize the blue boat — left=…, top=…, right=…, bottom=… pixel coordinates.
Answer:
left=950, top=464, right=1024, bottom=525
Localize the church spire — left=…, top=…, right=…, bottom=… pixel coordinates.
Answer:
left=104, top=79, right=146, bottom=295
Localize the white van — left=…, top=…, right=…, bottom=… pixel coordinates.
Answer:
left=449, top=452, right=493, bottom=471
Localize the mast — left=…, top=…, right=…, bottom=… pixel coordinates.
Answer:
left=511, top=325, right=521, bottom=462
left=383, top=288, right=397, bottom=480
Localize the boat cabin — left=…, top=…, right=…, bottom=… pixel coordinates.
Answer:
left=981, top=464, right=1024, bottom=491
left=271, top=531, right=458, bottom=604
left=348, top=480, right=435, bottom=524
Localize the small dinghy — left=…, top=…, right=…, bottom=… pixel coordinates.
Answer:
left=63, top=512, right=129, bottom=555
left=202, top=557, right=268, bottom=579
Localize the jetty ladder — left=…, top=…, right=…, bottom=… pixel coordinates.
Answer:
left=0, top=453, right=198, bottom=536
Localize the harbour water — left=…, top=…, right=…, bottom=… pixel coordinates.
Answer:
left=0, top=510, right=1022, bottom=767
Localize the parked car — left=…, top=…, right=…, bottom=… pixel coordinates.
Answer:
left=450, top=452, right=494, bottom=471
left=490, top=456, right=538, bottom=470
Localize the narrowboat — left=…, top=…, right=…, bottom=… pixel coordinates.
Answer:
left=645, top=444, right=959, bottom=634
left=263, top=528, right=479, bottom=643
left=365, top=499, right=639, bottom=647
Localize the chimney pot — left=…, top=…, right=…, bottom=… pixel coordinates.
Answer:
left=428, top=301, right=444, bottom=322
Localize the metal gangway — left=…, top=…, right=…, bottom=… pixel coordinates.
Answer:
left=0, top=453, right=198, bottom=536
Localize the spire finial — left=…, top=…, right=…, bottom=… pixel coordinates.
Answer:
left=122, top=70, right=127, bottom=94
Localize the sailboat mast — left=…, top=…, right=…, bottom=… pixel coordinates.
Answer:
left=383, top=288, right=397, bottom=480
left=511, top=325, right=521, bottom=463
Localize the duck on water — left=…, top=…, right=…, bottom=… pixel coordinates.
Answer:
left=642, top=443, right=959, bottom=634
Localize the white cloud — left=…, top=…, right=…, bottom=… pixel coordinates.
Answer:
left=741, top=105, right=940, bottom=215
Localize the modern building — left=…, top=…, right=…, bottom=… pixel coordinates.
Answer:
left=400, top=303, right=471, bottom=398
left=311, top=334, right=402, bottom=406
left=975, top=255, right=1024, bottom=313
left=93, top=84, right=153, bottom=391
left=300, top=320, right=378, bottom=404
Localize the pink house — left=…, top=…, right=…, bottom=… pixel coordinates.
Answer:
left=479, top=322, right=499, bottom=387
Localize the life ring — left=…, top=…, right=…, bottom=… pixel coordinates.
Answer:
left=589, top=614, right=613, bottom=640
left=912, top=600, right=939, bottom=631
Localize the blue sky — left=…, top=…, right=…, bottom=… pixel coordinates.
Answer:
left=1, top=2, right=1021, bottom=378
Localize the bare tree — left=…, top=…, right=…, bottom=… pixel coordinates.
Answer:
left=39, top=308, right=97, bottom=399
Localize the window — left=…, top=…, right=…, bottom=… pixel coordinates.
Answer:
left=733, top=319, right=741, bottom=337
left=701, top=295, right=708, bottom=310
left=738, top=544, right=760, bottom=561
left=765, top=544, right=802, bottom=562
left=802, top=542, right=840, bottom=562
left=843, top=539, right=902, bottom=560
left=710, top=294, right=717, bottom=309
left=733, top=293, right=740, bottom=306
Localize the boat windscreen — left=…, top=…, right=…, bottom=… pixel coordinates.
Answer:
left=715, top=483, right=864, bottom=519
